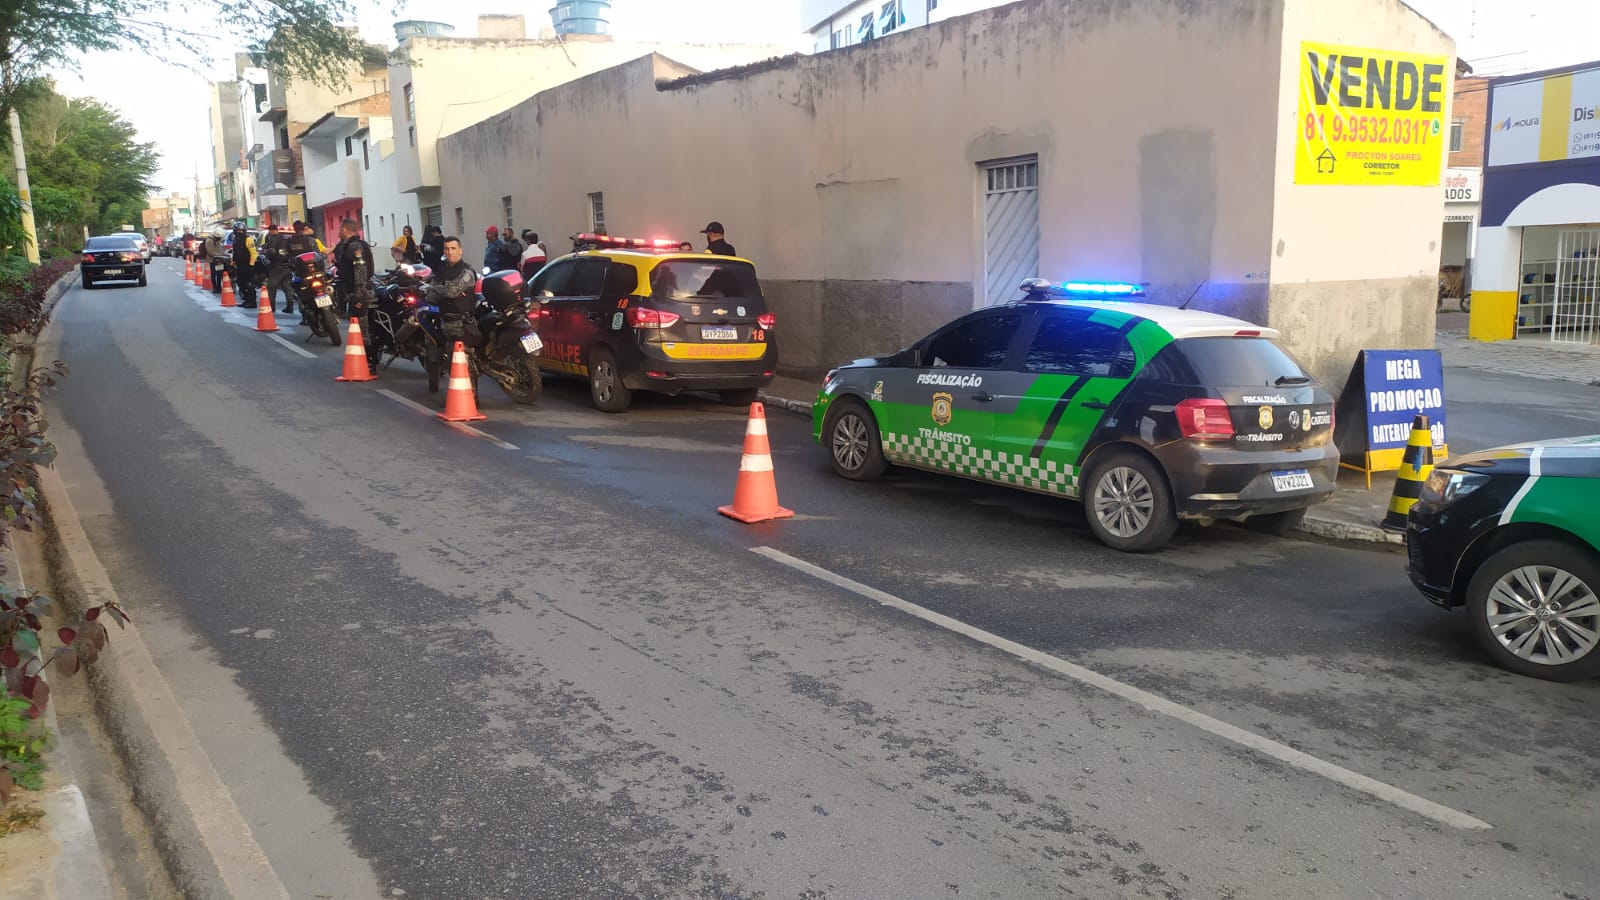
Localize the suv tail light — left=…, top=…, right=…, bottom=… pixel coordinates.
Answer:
left=1175, top=398, right=1235, bottom=441
left=628, top=307, right=680, bottom=328
left=756, top=312, right=776, bottom=329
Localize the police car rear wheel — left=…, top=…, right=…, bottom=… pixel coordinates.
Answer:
left=826, top=399, right=886, bottom=481
left=589, top=347, right=632, bottom=413
left=1084, top=451, right=1177, bottom=552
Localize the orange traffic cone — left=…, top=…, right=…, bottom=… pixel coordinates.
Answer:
left=255, top=287, right=278, bottom=332
left=184, top=258, right=194, bottom=282
left=438, top=342, right=485, bottom=422
left=335, top=318, right=376, bottom=382
left=220, top=273, right=236, bottom=307
left=718, top=402, right=794, bottom=523
left=192, top=260, right=203, bottom=286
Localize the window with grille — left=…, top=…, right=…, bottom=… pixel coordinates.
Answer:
left=986, top=161, right=1038, bottom=192
left=344, top=136, right=353, bottom=157
left=454, top=207, right=464, bottom=236
left=589, top=192, right=606, bottom=233
left=1449, top=119, right=1464, bottom=152
left=403, top=84, right=415, bottom=120
left=502, top=196, right=514, bottom=229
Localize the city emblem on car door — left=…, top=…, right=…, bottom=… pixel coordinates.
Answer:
left=932, top=392, right=954, bottom=425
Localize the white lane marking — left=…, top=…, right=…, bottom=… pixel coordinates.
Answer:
left=750, top=546, right=1494, bottom=832
left=1498, top=445, right=1544, bottom=526
left=267, top=334, right=317, bottom=359
left=376, top=388, right=519, bottom=450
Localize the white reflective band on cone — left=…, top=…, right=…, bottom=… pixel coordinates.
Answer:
left=449, top=378, right=473, bottom=390
left=344, top=344, right=363, bottom=355
left=739, top=454, right=774, bottom=472
left=746, top=418, right=768, bottom=436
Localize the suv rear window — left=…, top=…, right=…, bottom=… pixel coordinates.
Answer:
left=649, top=260, right=761, bottom=301
left=1167, top=337, right=1312, bottom=386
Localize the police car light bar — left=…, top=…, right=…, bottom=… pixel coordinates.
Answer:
left=1020, top=277, right=1147, bottom=299
left=572, top=233, right=688, bottom=252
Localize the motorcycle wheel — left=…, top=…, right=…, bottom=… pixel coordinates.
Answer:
left=321, top=307, right=342, bottom=346
left=499, top=357, right=542, bottom=405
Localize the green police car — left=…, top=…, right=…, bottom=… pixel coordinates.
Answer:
left=812, top=280, right=1339, bottom=552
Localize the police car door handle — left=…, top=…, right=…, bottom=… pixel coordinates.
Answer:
left=1081, top=399, right=1108, bottom=410
left=972, top=391, right=994, bottom=402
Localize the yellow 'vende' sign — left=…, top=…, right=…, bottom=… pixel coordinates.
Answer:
left=1295, top=41, right=1451, bottom=186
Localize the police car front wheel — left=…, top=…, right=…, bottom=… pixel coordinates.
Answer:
left=1083, top=450, right=1178, bottom=552
left=826, top=399, right=887, bottom=481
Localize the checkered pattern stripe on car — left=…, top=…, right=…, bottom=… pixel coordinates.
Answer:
left=883, top=433, right=1078, bottom=495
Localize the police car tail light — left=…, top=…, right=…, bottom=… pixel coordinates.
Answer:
left=628, top=307, right=680, bottom=328
left=1176, top=398, right=1234, bottom=441
left=757, top=312, right=776, bottom=329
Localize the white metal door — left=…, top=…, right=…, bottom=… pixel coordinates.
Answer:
left=1552, top=229, right=1600, bottom=345
left=981, top=157, right=1040, bottom=308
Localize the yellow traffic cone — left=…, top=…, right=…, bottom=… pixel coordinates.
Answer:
left=1381, top=414, right=1435, bottom=532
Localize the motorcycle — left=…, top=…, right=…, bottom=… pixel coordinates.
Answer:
left=471, top=269, right=542, bottom=404
left=291, top=252, right=341, bottom=346
left=208, top=253, right=227, bottom=292
left=367, top=266, right=432, bottom=370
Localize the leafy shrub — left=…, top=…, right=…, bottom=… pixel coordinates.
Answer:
left=0, top=257, right=74, bottom=337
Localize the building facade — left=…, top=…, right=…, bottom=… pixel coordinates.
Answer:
left=386, top=15, right=790, bottom=234
left=1470, top=59, right=1600, bottom=345
left=438, top=0, right=1454, bottom=388
left=1439, top=70, right=1487, bottom=298
left=803, top=0, right=1016, bottom=51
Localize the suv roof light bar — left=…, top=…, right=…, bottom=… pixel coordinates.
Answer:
left=1019, top=277, right=1147, bottom=300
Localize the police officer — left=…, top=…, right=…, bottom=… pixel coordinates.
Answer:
left=333, top=219, right=375, bottom=337
left=265, top=221, right=318, bottom=321
left=428, top=235, right=478, bottom=317
left=229, top=222, right=259, bottom=307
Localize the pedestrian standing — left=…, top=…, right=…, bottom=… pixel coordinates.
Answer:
left=422, top=225, right=445, bottom=270
left=483, top=226, right=503, bottom=272
left=393, top=225, right=422, bottom=265
left=700, top=221, right=736, bottom=256
left=497, top=228, right=523, bottom=271
left=518, top=230, right=547, bottom=279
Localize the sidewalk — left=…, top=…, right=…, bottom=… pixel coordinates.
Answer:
left=1436, top=329, right=1600, bottom=386
left=757, top=376, right=1402, bottom=546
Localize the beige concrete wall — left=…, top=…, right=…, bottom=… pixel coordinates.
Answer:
left=1268, top=0, right=1455, bottom=387
left=440, top=0, right=1288, bottom=373
left=390, top=36, right=791, bottom=196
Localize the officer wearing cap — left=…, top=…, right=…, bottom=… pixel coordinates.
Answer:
left=700, top=221, right=736, bottom=257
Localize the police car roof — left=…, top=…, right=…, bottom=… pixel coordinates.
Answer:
left=1057, top=299, right=1282, bottom=340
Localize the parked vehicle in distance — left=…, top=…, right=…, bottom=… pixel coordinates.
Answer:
left=132, top=234, right=152, bottom=262
left=1406, top=436, right=1600, bottom=681
left=813, top=278, right=1339, bottom=552
left=81, top=235, right=148, bottom=289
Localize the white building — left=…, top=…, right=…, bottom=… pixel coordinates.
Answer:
left=803, top=0, right=1017, bottom=52
left=299, top=97, right=424, bottom=251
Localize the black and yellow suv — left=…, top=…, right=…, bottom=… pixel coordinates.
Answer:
left=813, top=279, right=1340, bottom=552
left=526, top=234, right=777, bottom=412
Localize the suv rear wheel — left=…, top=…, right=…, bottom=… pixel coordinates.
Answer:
left=1466, top=540, right=1600, bottom=681
left=589, top=346, right=632, bottom=413
left=1082, top=449, right=1178, bottom=552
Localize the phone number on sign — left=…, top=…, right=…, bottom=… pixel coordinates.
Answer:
left=1305, top=112, right=1437, bottom=146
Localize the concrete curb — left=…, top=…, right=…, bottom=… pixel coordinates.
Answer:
left=27, top=302, right=291, bottom=898
left=1296, top=513, right=1405, bottom=546
left=759, top=390, right=1404, bottom=549
left=758, top=391, right=814, bottom=418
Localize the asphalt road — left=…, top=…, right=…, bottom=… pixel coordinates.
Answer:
left=40, top=260, right=1599, bottom=899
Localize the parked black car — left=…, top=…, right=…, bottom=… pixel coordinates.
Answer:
left=81, top=235, right=147, bottom=288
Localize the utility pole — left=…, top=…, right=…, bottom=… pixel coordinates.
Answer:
left=7, top=107, right=39, bottom=264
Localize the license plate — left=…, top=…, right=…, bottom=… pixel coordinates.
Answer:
left=519, top=333, right=543, bottom=354
left=1270, top=470, right=1315, bottom=492
left=102, top=269, right=123, bottom=276
left=314, top=294, right=333, bottom=309
left=701, top=326, right=738, bottom=341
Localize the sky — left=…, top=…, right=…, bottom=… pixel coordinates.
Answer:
left=45, top=0, right=1600, bottom=196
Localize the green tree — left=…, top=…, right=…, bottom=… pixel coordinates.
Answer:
left=0, top=0, right=374, bottom=122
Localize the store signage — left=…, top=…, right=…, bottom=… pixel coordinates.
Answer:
left=1443, top=168, right=1479, bottom=203
left=1486, top=64, right=1600, bottom=166
left=1294, top=41, right=1450, bottom=186
left=1334, top=350, right=1449, bottom=475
